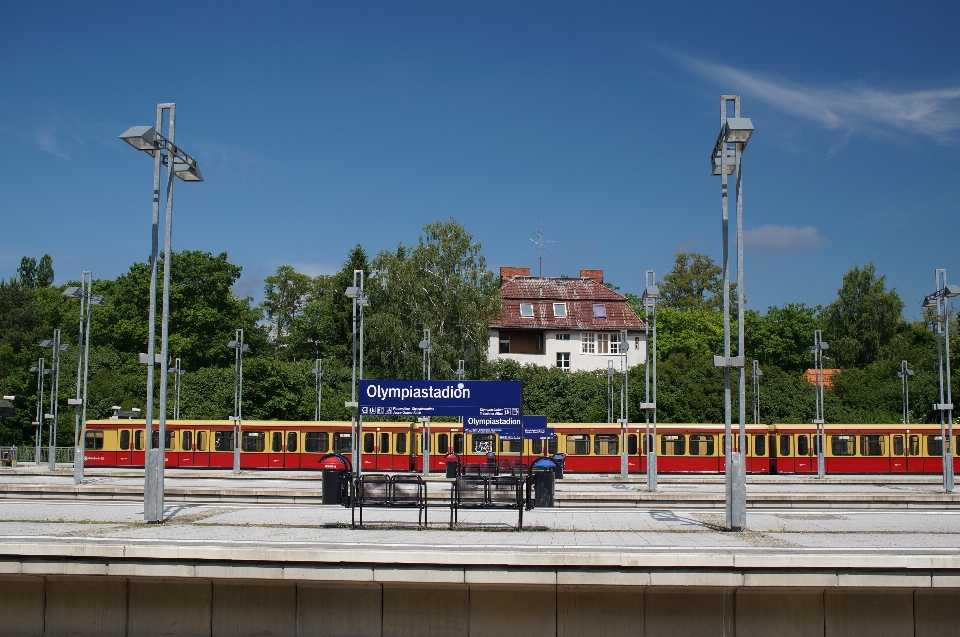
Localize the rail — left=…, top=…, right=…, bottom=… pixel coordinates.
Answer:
left=11, top=447, right=74, bottom=464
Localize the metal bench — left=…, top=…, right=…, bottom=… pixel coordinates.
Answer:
left=450, top=475, right=524, bottom=531
left=352, top=474, right=427, bottom=529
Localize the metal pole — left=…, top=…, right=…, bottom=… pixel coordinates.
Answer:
left=49, top=329, right=61, bottom=471
left=350, top=272, right=358, bottom=475
left=734, top=128, right=747, bottom=525
left=72, top=273, right=88, bottom=482
left=651, top=292, right=658, bottom=489
left=76, top=272, right=94, bottom=484
left=232, top=329, right=244, bottom=475
left=422, top=328, right=431, bottom=477
left=358, top=272, right=366, bottom=477
left=34, top=358, right=45, bottom=464
left=813, top=329, right=826, bottom=479
left=620, top=329, right=628, bottom=477
left=935, top=270, right=954, bottom=492
left=753, top=361, right=761, bottom=424
left=314, top=358, right=322, bottom=421
left=143, top=103, right=167, bottom=523
left=720, top=103, right=734, bottom=529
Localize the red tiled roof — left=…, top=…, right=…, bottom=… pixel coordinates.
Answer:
left=493, top=276, right=645, bottom=330
left=803, top=368, right=839, bottom=389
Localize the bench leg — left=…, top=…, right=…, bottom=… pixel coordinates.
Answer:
left=351, top=504, right=356, bottom=529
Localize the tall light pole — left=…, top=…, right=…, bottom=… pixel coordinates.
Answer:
left=29, top=359, right=50, bottom=464
left=606, top=360, right=615, bottom=425
left=618, top=329, right=630, bottom=477
left=752, top=360, right=762, bottom=424
left=312, top=359, right=324, bottom=421
left=227, top=330, right=250, bottom=475
left=810, top=330, right=829, bottom=479
left=641, top=270, right=659, bottom=491
left=167, top=358, right=184, bottom=420
left=120, top=103, right=202, bottom=523
left=897, top=360, right=915, bottom=425
left=711, top=95, right=753, bottom=530
left=345, top=271, right=369, bottom=476
left=419, top=328, right=434, bottom=477
left=39, top=331, right=69, bottom=471
left=63, top=275, right=108, bottom=484
left=923, top=270, right=959, bottom=493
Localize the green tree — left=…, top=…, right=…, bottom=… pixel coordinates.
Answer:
left=262, top=265, right=314, bottom=356
left=821, top=264, right=905, bottom=368
left=747, top=303, right=822, bottom=373
left=660, top=253, right=723, bottom=311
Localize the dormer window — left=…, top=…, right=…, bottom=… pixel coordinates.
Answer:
left=553, top=302, right=567, bottom=318
left=519, top=303, right=534, bottom=318
left=593, top=304, right=607, bottom=319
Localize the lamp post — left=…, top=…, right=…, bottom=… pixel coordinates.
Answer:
left=641, top=270, right=659, bottom=491
left=606, top=360, right=615, bottom=425
left=39, top=331, right=69, bottom=471
left=897, top=360, right=915, bottom=425
left=923, top=269, right=959, bottom=493
left=809, top=330, right=829, bottom=479
left=618, top=329, right=630, bottom=477
left=120, top=103, right=202, bottom=523
left=419, top=329, right=434, bottom=477
left=345, top=271, right=369, bottom=476
left=63, top=274, right=108, bottom=484
left=752, top=360, right=762, bottom=424
left=29, top=359, right=50, bottom=464
left=312, top=359, right=324, bottom=421
left=167, top=358, right=185, bottom=420
left=227, top=331, right=250, bottom=475
left=711, top=95, right=753, bottom=530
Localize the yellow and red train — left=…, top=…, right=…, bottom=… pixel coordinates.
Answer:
left=82, top=419, right=958, bottom=474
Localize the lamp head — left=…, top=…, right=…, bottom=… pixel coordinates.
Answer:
left=344, top=286, right=360, bottom=299
left=119, top=126, right=159, bottom=151
left=90, top=295, right=108, bottom=307
left=642, top=284, right=660, bottom=300
left=40, top=340, right=53, bottom=348
left=62, top=287, right=82, bottom=299
left=172, top=157, right=203, bottom=182
left=724, top=117, right=755, bottom=148
left=944, top=284, right=960, bottom=298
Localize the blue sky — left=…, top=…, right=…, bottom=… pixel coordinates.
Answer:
left=2, top=1, right=958, bottom=319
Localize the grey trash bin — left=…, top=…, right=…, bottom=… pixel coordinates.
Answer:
left=322, top=469, right=343, bottom=505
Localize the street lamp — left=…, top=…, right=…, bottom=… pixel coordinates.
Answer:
left=40, top=331, right=70, bottom=471
left=120, top=103, right=203, bottom=523
left=896, top=360, right=915, bottom=425
left=63, top=274, right=108, bottom=484
left=29, top=360, right=51, bottom=464
left=606, top=360, right=615, bottom=425
left=167, top=358, right=185, bottom=420
left=752, top=361, right=763, bottom=424
left=641, top=270, right=659, bottom=491
left=923, top=269, right=959, bottom=492
left=419, top=328, right=434, bottom=477
left=227, top=331, right=251, bottom=475
left=809, top=330, right=829, bottom=479
left=618, top=329, right=630, bottom=477
left=345, top=270, right=369, bottom=476
left=312, top=359, right=324, bottom=421
left=711, top=96, right=753, bottom=530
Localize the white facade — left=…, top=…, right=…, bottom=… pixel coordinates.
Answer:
left=488, top=329, right=647, bottom=372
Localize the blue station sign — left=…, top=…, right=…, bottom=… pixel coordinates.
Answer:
left=359, top=380, right=521, bottom=417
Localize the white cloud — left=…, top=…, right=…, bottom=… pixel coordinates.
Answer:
left=674, top=53, right=960, bottom=143
left=743, top=225, right=825, bottom=255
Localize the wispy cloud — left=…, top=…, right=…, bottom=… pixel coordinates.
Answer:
left=744, top=225, right=825, bottom=255
left=32, top=123, right=74, bottom=160
left=674, top=53, right=960, bottom=143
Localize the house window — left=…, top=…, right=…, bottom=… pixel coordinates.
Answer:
left=609, top=332, right=621, bottom=354
left=635, top=337, right=641, bottom=350
left=582, top=332, right=595, bottom=353
left=593, top=304, right=607, bottom=319
left=553, top=303, right=567, bottom=318
left=556, top=333, right=570, bottom=340
left=499, top=333, right=510, bottom=353
left=519, top=303, right=534, bottom=318
left=557, top=353, right=570, bottom=370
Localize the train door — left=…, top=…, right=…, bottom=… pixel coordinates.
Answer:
left=891, top=434, right=907, bottom=472
left=117, top=429, right=134, bottom=466
left=284, top=431, right=301, bottom=468
left=268, top=430, right=285, bottom=468
left=628, top=434, right=640, bottom=472
left=178, top=429, right=195, bottom=467
left=768, top=434, right=778, bottom=474
left=795, top=434, right=813, bottom=473
left=776, top=434, right=793, bottom=473
left=396, top=429, right=413, bottom=471
left=193, top=430, right=210, bottom=467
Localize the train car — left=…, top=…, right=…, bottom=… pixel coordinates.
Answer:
left=82, top=419, right=960, bottom=474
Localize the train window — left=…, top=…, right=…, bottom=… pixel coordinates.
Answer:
left=363, top=433, right=374, bottom=453
left=831, top=435, right=855, bottom=456
left=453, top=433, right=464, bottom=455
left=120, top=430, right=130, bottom=451
left=396, top=433, right=407, bottom=454
left=755, top=435, right=766, bottom=457
left=548, top=435, right=559, bottom=455
left=151, top=431, right=159, bottom=449
left=797, top=435, right=808, bottom=456
left=644, top=434, right=653, bottom=455
left=500, top=438, right=522, bottom=453
left=287, top=432, right=298, bottom=453
left=566, top=435, right=589, bottom=455
left=272, top=432, right=282, bottom=453
left=909, top=435, right=919, bottom=455
left=380, top=433, right=390, bottom=454
left=305, top=432, right=329, bottom=453
left=214, top=431, right=234, bottom=451
left=134, top=430, right=144, bottom=451
left=473, top=434, right=494, bottom=454
left=928, top=436, right=943, bottom=456
left=594, top=434, right=619, bottom=455
left=84, top=430, right=104, bottom=450
left=661, top=435, right=685, bottom=456
left=860, top=435, right=885, bottom=457
left=779, top=435, right=791, bottom=456
left=893, top=435, right=904, bottom=456
left=334, top=432, right=352, bottom=452
left=151, top=431, right=175, bottom=450
left=437, top=434, right=448, bottom=454
left=532, top=439, right=543, bottom=454
left=628, top=434, right=638, bottom=455
left=242, top=432, right=265, bottom=452
left=196, top=431, right=207, bottom=452
left=689, top=435, right=714, bottom=456
left=182, top=431, right=192, bottom=452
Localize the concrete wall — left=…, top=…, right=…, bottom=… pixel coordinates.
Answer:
left=2, top=576, right=958, bottom=637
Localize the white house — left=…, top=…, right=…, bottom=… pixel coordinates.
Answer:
left=488, top=267, right=647, bottom=372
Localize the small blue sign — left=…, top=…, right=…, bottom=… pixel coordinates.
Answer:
left=359, top=380, right=521, bottom=417
left=522, top=415, right=554, bottom=440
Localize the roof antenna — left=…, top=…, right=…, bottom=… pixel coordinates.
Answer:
left=529, top=222, right=555, bottom=278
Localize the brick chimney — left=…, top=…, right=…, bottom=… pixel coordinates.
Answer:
left=500, top=266, right=531, bottom=281
left=580, top=269, right=603, bottom=284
